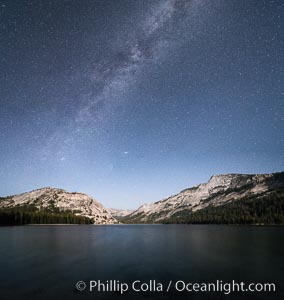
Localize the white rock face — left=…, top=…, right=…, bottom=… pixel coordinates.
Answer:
left=0, top=187, right=118, bottom=224
left=108, top=208, right=134, bottom=218
left=125, top=173, right=283, bottom=223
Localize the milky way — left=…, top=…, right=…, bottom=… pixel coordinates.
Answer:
left=45, top=0, right=201, bottom=160
left=0, top=0, right=283, bottom=208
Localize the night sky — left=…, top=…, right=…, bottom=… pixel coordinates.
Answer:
left=0, top=0, right=283, bottom=209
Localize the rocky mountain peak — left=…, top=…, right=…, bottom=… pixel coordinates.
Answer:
left=123, top=172, right=284, bottom=223
left=0, top=187, right=118, bottom=224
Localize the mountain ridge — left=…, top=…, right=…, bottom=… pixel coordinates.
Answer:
left=0, top=187, right=117, bottom=224
left=1, top=171, right=283, bottom=225
left=122, top=172, right=284, bottom=224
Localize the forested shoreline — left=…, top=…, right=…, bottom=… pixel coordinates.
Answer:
left=1, top=190, right=284, bottom=225
left=163, top=190, right=284, bottom=225
left=0, top=206, right=93, bottom=225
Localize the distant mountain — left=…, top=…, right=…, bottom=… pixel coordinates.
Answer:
left=0, top=187, right=118, bottom=225
left=122, top=172, right=284, bottom=224
left=108, top=208, right=134, bottom=221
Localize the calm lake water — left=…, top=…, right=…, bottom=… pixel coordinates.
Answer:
left=0, top=225, right=283, bottom=300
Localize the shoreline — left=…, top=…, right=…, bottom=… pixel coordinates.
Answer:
left=0, top=223, right=283, bottom=227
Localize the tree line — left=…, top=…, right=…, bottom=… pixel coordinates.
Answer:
left=164, top=190, right=284, bottom=224
left=0, top=205, right=93, bottom=225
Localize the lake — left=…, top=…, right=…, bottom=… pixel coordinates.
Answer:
left=0, top=225, right=283, bottom=300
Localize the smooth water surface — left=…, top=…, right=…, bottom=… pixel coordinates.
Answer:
left=0, top=225, right=283, bottom=300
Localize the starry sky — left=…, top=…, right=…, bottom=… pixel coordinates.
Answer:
left=0, top=0, right=283, bottom=209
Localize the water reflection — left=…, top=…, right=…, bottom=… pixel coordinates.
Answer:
left=0, top=225, right=283, bottom=300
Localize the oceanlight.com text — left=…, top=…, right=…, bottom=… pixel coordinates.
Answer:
left=75, top=279, right=276, bottom=295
